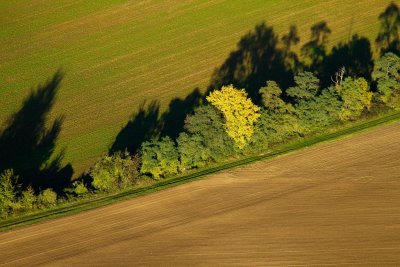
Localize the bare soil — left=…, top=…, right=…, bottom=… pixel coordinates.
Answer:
left=1, top=123, right=400, bottom=266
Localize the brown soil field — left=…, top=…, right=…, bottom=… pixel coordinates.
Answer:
left=1, top=122, right=400, bottom=266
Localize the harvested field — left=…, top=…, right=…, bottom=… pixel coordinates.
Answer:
left=1, top=122, right=400, bottom=266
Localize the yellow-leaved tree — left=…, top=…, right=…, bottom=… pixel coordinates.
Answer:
left=207, top=85, right=260, bottom=148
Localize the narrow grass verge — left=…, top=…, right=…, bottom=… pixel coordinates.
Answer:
left=1, top=111, right=400, bottom=231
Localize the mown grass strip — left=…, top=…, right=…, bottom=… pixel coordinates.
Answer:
left=1, top=111, right=400, bottom=231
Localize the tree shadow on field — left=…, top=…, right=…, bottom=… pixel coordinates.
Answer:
left=319, top=35, right=373, bottom=88
left=110, top=100, right=161, bottom=154
left=0, top=71, right=73, bottom=193
left=209, top=20, right=374, bottom=101
left=376, top=1, right=400, bottom=55
left=301, top=21, right=331, bottom=74
left=110, top=88, right=203, bottom=154
left=298, top=21, right=375, bottom=88
left=209, top=22, right=294, bottom=103
left=160, top=88, right=202, bottom=139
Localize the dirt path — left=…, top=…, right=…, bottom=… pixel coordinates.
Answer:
left=1, top=123, right=400, bottom=266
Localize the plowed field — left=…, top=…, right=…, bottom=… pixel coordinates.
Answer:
left=1, top=122, right=400, bottom=266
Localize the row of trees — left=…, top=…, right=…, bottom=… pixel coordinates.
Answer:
left=84, top=52, right=400, bottom=192
left=1, top=52, right=399, bottom=217
left=137, top=53, right=399, bottom=179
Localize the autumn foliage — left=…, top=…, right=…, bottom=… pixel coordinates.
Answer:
left=206, top=85, right=261, bottom=148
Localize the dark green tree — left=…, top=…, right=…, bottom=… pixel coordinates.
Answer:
left=285, top=73, right=342, bottom=131
left=251, top=109, right=303, bottom=151
left=286, top=72, right=320, bottom=102
left=259, top=81, right=288, bottom=111
left=250, top=81, right=303, bottom=151
left=372, top=52, right=400, bottom=108
left=140, top=137, right=180, bottom=179
left=295, top=87, right=342, bottom=131
left=177, top=105, right=236, bottom=170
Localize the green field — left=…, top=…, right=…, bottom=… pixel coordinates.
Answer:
left=0, top=0, right=396, bottom=175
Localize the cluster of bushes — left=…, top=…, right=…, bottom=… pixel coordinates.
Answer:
left=90, top=151, right=140, bottom=191
left=1, top=51, right=399, bottom=219
left=0, top=169, right=57, bottom=218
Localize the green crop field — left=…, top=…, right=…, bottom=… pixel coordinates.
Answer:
left=0, top=0, right=396, bottom=176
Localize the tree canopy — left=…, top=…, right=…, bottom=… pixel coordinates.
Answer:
left=207, top=85, right=261, bottom=148
left=337, top=77, right=373, bottom=120
left=372, top=52, right=400, bottom=107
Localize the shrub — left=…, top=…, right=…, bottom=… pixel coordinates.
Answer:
left=38, top=188, right=57, bottom=208
left=337, top=77, right=373, bottom=121
left=90, top=151, right=140, bottom=192
left=20, top=187, right=37, bottom=211
left=140, top=137, right=180, bottom=179
left=0, top=169, right=20, bottom=217
left=73, top=181, right=89, bottom=195
left=64, top=181, right=89, bottom=197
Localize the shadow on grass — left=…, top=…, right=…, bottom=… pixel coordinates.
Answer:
left=110, top=100, right=161, bottom=154
left=0, top=71, right=73, bottom=193
left=376, top=1, right=400, bottom=55
left=319, top=35, right=373, bottom=88
left=209, top=22, right=293, bottom=103
left=208, top=18, right=376, bottom=102
left=110, top=88, right=203, bottom=154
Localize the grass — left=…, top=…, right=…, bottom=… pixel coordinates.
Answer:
left=0, top=0, right=397, bottom=175
left=1, top=109, right=399, bottom=231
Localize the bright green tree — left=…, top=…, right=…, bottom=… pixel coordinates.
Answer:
left=140, top=137, right=180, bottom=179
left=372, top=52, right=400, bottom=108
left=37, top=188, right=57, bottom=208
left=91, top=151, right=140, bottom=192
left=336, top=77, right=372, bottom=120
left=20, top=187, right=37, bottom=211
left=207, top=85, right=260, bottom=148
left=0, top=169, right=20, bottom=217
